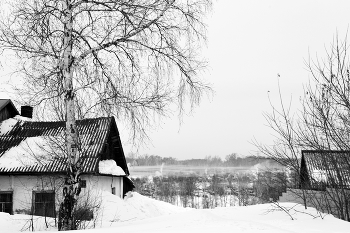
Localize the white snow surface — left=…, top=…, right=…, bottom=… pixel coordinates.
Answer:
left=1, top=192, right=350, bottom=233
left=0, top=118, right=18, bottom=135
left=96, top=191, right=185, bottom=224
left=0, top=136, right=56, bottom=169
left=312, top=169, right=328, bottom=182
left=13, top=115, right=33, bottom=122
left=99, top=159, right=126, bottom=176
left=0, top=115, right=32, bottom=135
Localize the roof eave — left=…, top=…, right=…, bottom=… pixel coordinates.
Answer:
left=0, top=99, right=19, bottom=115
left=110, top=116, right=130, bottom=175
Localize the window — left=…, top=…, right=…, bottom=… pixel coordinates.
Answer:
left=80, top=180, right=86, bottom=188
left=33, top=191, right=55, bottom=217
left=0, top=192, right=13, bottom=214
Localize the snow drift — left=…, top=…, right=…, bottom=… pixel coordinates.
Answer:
left=0, top=192, right=349, bottom=233
left=98, top=160, right=126, bottom=176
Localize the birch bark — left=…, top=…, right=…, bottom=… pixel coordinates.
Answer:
left=59, top=0, right=81, bottom=230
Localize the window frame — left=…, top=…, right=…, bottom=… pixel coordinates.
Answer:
left=32, top=190, right=56, bottom=218
left=0, top=191, right=13, bottom=215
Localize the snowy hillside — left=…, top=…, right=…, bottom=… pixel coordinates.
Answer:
left=0, top=192, right=349, bottom=233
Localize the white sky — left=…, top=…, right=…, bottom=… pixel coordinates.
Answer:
left=128, top=0, right=350, bottom=159
left=1, top=1, right=350, bottom=160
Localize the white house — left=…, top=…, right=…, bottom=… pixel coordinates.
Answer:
left=0, top=99, right=134, bottom=217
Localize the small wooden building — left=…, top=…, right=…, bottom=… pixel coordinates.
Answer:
left=299, top=150, right=350, bottom=190
left=0, top=99, right=19, bottom=122
left=280, top=150, right=350, bottom=220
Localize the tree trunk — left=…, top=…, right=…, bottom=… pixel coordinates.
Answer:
left=58, top=0, right=81, bottom=231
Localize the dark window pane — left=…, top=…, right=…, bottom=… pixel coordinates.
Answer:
left=0, top=193, right=12, bottom=214
left=43, top=193, right=54, bottom=202
left=36, top=194, right=41, bottom=202
left=34, top=192, right=55, bottom=217
left=0, top=194, right=11, bottom=202
left=7, top=194, right=12, bottom=202
left=35, top=203, right=44, bottom=216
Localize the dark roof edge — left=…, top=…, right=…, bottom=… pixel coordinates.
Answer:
left=22, top=116, right=113, bottom=124
left=110, top=116, right=130, bottom=175
left=0, top=99, right=19, bottom=115
left=124, top=176, right=135, bottom=188
left=94, top=117, right=113, bottom=173
left=0, top=171, right=68, bottom=176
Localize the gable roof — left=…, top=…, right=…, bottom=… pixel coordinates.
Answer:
left=0, top=116, right=129, bottom=176
left=301, top=150, right=350, bottom=189
left=0, top=99, right=19, bottom=115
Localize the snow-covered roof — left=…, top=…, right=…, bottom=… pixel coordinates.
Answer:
left=302, top=150, right=350, bottom=188
left=0, top=136, right=59, bottom=169
left=0, top=117, right=129, bottom=176
left=0, top=115, right=32, bottom=135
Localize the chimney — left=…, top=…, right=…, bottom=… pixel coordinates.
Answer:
left=21, top=106, right=33, bottom=118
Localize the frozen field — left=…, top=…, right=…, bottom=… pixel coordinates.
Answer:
left=129, top=165, right=263, bottom=177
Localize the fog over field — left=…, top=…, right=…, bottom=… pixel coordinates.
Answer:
left=130, top=165, right=254, bottom=177
left=129, top=164, right=284, bottom=177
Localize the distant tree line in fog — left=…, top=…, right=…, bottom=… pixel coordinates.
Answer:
left=126, top=153, right=281, bottom=167
left=132, top=170, right=290, bottom=208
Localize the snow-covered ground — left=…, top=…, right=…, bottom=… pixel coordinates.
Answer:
left=1, top=192, right=349, bottom=233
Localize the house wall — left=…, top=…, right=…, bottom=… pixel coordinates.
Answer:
left=0, top=174, right=123, bottom=215
left=81, top=174, right=123, bottom=199
left=0, top=175, right=63, bottom=214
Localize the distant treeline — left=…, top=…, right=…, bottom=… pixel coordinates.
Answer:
left=126, top=153, right=281, bottom=167
left=132, top=170, right=290, bottom=208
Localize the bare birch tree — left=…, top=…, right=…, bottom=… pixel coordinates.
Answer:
left=0, top=0, right=211, bottom=230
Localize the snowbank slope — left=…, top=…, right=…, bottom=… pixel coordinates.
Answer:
left=1, top=192, right=349, bottom=233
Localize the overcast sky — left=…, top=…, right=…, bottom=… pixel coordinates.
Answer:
left=1, top=1, right=350, bottom=160
left=126, top=0, right=350, bottom=160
